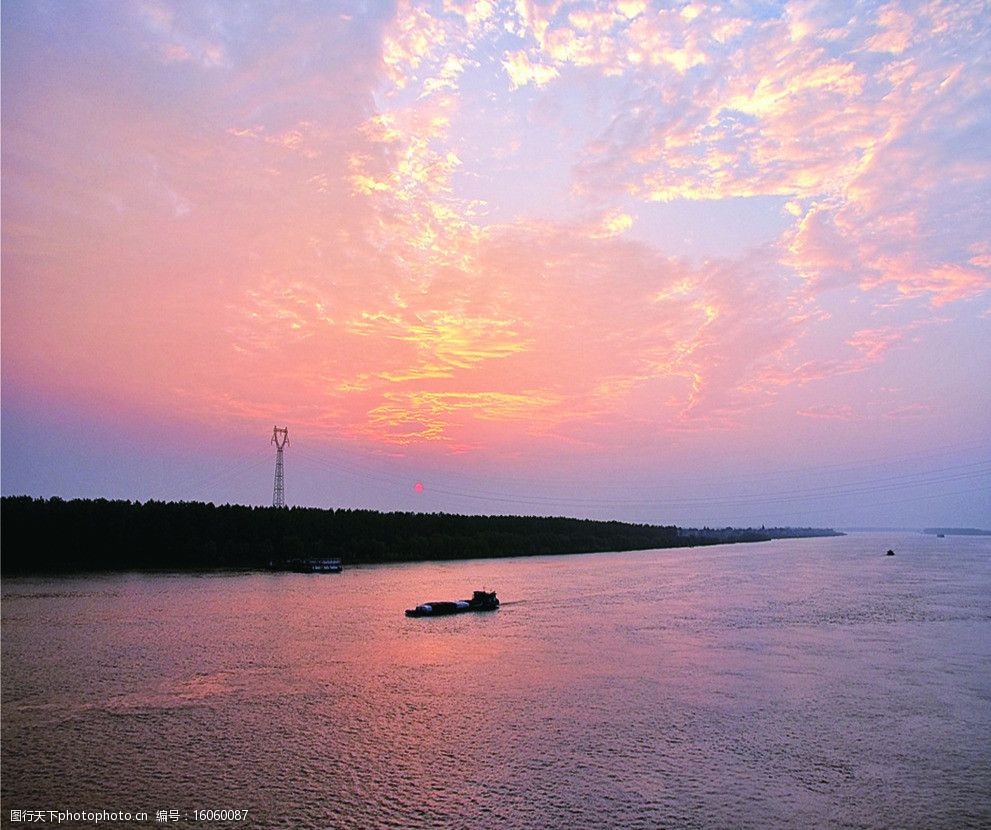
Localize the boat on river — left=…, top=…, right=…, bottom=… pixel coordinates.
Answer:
left=405, top=590, right=499, bottom=617
left=267, top=557, right=342, bottom=573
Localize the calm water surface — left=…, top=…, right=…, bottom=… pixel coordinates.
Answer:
left=3, top=533, right=990, bottom=829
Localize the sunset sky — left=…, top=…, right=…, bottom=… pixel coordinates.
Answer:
left=2, top=0, right=989, bottom=528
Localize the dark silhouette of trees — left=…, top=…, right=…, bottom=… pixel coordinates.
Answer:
left=0, top=496, right=839, bottom=574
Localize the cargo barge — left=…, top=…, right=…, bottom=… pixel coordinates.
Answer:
left=406, top=590, right=499, bottom=617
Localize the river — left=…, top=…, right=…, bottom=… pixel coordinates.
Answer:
left=2, top=532, right=989, bottom=829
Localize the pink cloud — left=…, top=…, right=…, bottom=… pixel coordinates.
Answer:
left=884, top=402, right=935, bottom=420
left=786, top=203, right=861, bottom=290
left=859, top=260, right=991, bottom=308
left=502, top=50, right=561, bottom=88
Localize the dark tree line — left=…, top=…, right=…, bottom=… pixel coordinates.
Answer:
left=1, top=496, right=693, bottom=573
left=0, top=497, right=842, bottom=574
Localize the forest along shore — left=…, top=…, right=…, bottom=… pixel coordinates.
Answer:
left=0, top=496, right=842, bottom=574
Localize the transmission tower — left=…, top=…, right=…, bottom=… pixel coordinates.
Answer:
left=271, top=426, right=289, bottom=508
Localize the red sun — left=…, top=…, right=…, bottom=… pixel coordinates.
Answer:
left=413, top=481, right=424, bottom=494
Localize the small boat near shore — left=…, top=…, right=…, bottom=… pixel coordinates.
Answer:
left=267, top=557, right=342, bottom=573
left=406, top=590, right=499, bottom=617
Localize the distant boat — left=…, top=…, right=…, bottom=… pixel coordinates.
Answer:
left=406, top=590, right=499, bottom=617
left=937, top=533, right=945, bottom=538
left=886, top=549, right=895, bottom=556
left=268, top=557, right=342, bottom=573
left=300, top=558, right=342, bottom=573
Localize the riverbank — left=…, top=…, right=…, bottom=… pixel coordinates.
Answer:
left=1, top=496, right=842, bottom=574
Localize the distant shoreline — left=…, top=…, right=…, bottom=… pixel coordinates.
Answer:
left=841, top=526, right=991, bottom=536
left=1, top=496, right=842, bottom=575
left=922, top=527, right=991, bottom=536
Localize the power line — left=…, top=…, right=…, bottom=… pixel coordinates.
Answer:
left=186, top=456, right=271, bottom=500
left=294, top=436, right=990, bottom=492
left=296, top=447, right=989, bottom=511
left=404, top=469, right=990, bottom=512
left=691, top=485, right=990, bottom=528
left=423, top=462, right=991, bottom=508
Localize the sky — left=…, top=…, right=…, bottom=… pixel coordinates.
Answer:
left=2, top=0, right=989, bottom=529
